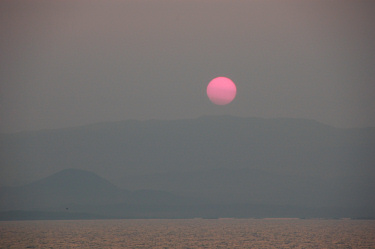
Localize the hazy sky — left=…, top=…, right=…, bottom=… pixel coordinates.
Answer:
left=1, top=0, right=375, bottom=132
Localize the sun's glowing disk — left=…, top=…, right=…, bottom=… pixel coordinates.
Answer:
left=207, top=77, right=237, bottom=105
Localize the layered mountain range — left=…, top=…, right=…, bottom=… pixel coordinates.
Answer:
left=1, top=116, right=374, bottom=219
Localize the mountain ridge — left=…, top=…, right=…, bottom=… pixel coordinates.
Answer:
left=0, top=168, right=374, bottom=219
left=0, top=168, right=184, bottom=212
left=0, top=115, right=341, bottom=135
left=0, top=116, right=374, bottom=217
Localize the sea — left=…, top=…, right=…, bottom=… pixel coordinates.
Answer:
left=1, top=218, right=374, bottom=248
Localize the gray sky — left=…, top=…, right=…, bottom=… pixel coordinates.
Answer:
left=1, top=0, right=375, bottom=132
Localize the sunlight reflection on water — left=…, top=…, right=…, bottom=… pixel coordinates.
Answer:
left=1, top=219, right=374, bottom=248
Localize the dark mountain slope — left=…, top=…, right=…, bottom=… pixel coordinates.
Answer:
left=1, top=116, right=374, bottom=184
left=0, top=168, right=129, bottom=210
left=0, top=169, right=183, bottom=211
left=0, top=116, right=374, bottom=212
left=0, top=168, right=373, bottom=219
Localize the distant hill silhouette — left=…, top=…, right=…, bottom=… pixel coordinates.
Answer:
left=0, top=168, right=374, bottom=220
left=0, top=116, right=374, bottom=219
left=0, top=169, right=182, bottom=212
left=0, top=210, right=110, bottom=221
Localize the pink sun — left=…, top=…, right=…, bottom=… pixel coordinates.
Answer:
left=206, top=77, right=237, bottom=105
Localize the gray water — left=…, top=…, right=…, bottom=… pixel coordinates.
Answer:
left=1, top=219, right=374, bottom=248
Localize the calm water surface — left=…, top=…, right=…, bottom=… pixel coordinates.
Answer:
left=1, top=218, right=374, bottom=248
